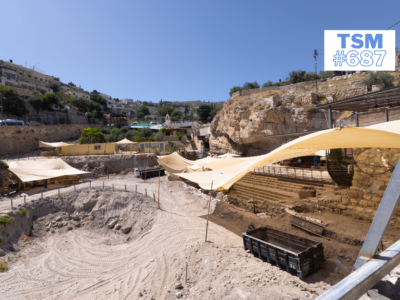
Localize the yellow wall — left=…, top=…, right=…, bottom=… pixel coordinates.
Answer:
left=139, top=142, right=166, bottom=153
left=61, top=143, right=117, bottom=155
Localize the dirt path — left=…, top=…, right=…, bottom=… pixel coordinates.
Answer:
left=0, top=175, right=331, bottom=299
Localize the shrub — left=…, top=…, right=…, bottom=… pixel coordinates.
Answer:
left=155, top=131, right=164, bottom=141
left=58, top=194, right=63, bottom=199
left=80, top=127, right=106, bottom=143
left=304, top=105, right=319, bottom=116
left=106, top=133, right=117, bottom=142
left=361, top=72, right=395, bottom=91
left=125, top=130, right=137, bottom=141
left=142, top=127, right=152, bottom=138
left=20, top=209, right=29, bottom=217
left=0, top=262, right=8, bottom=273
left=0, top=161, right=8, bottom=169
left=177, top=132, right=184, bottom=141
left=120, top=127, right=129, bottom=134
left=28, top=94, right=44, bottom=112
left=0, top=217, right=11, bottom=227
left=101, top=127, right=111, bottom=134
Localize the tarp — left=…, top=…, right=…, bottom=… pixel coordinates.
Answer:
left=39, top=141, right=70, bottom=148
left=116, top=138, right=135, bottom=144
left=157, top=152, right=194, bottom=178
left=217, top=153, right=240, bottom=158
left=194, top=157, right=219, bottom=165
left=177, top=120, right=400, bottom=190
left=201, top=156, right=245, bottom=170
left=8, top=158, right=89, bottom=182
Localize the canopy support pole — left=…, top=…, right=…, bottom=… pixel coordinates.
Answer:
left=328, top=105, right=333, bottom=128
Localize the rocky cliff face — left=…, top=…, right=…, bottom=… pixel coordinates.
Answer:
left=210, top=86, right=368, bottom=155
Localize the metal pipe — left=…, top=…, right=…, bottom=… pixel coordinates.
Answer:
left=328, top=105, right=333, bottom=128
left=316, top=239, right=400, bottom=300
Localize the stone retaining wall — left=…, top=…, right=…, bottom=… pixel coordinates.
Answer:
left=0, top=124, right=99, bottom=156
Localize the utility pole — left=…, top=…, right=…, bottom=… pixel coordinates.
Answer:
left=314, top=49, right=318, bottom=93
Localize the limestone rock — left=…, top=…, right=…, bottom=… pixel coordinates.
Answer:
left=121, top=226, right=132, bottom=234
left=0, top=250, right=5, bottom=256
left=108, top=219, right=118, bottom=229
left=115, top=224, right=122, bottom=230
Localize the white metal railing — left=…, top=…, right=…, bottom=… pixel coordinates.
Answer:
left=256, top=165, right=333, bottom=182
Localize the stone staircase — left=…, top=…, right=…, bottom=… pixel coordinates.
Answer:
left=231, top=173, right=336, bottom=203
left=187, top=136, right=197, bottom=150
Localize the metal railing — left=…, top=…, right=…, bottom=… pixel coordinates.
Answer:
left=256, top=165, right=333, bottom=183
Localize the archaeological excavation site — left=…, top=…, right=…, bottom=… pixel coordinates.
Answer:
left=2, top=69, right=400, bottom=300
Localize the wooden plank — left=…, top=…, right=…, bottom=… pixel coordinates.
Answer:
left=290, top=215, right=324, bottom=236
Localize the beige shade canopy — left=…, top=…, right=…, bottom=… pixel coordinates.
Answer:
left=8, top=158, right=89, bottom=182
left=116, top=138, right=135, bottom=144
left=175, top=120, right=400, bottom=190
left=39, top=141, right=70, bottom=148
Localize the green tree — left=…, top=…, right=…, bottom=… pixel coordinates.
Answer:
left=68, top=82, right=76, bottom=87
left=137, top=112, right=144, bottom=119
left=242, top=81, right=260, bottom=90
left=138, top=104, right=150, bottom=116
left=28, top=94, right=44, bottom=112
left=46, top=83, right=60, bottom=93
left=171, top=110, right=182, bottom=119
left=229, top=85, right=241, bottom=97
left=361, top=72, right=395, bottom=91
left=71, top=98, right=91, bottom=113
left=177, top=132, right=184, bottom=141
left=318, top=71, right=334, bottom=79
left=262, top=81, right=273, bottom=88
left=125, top=130, right=137, bottom=140
left=80, top=127, right=105, bottom=143
left=90, top=93, right=107, bottom=106
left=89, top=101, right=103, bottom=118
left=288, top=70, right=307, bottom=84
left=155, top=130, right=164, bottom=141
left=210, top=106, right=222, bottom=119
left=142, top=127, right=152, bottom=138
left=42, top=92, right=62, bottom=111
left=197, top=104, right=212, bottom=121
left=121, top=110, right=127, bottom=115
left=0, top=86, right=27, bottom=116
left=157, top=105, right=174, bottom=117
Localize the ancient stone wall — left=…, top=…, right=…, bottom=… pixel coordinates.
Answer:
left=0, top=124, right=99, bottom=156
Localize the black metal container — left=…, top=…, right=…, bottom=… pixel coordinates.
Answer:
left=136, top=168, right=165, bottom=179
left=243, top=226, right=325, bottom=278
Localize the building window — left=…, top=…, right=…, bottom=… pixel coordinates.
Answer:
left=152, top=143, right=159, bottom=148
left=19, top=72, right=22, bottom=75
left=35, top=77, right=37, bottom=79
left=94, top=145, right=101, bottom=150
left=3, top=72, right=16, bottom=80
left=28, top=75, right=31, bottom=77
left=40, top=78, right=43, bottom=81
left=145, top=143, right=151, bottom=148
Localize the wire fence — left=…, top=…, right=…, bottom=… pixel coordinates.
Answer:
left=1, top=180, right=159, bottom=211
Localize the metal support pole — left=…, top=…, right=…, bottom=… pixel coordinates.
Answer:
left=317, top=239, right=400, bottom=300
left=385, top=108, right=389, bottom=122
left=205, top=181, right=213, bottom=242
left=354, top=157, right=400, bottom=270
left=328, top=105, right=333, bottom=128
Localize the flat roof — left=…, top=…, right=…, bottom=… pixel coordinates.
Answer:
left=316, top=86, right=400, bottom=112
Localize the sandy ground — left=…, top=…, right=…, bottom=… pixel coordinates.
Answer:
left=0, top=174, right=332, bottom=300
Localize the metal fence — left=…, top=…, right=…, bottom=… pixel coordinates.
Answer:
left=256, top=165, right=333, bottom=183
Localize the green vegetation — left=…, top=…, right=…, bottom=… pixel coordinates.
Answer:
left=0, top=261, right=8, bottom=273
left=71, top=98, right=103, bottom=119
left=0, top=85, right=27, bottom=116
left=0, top=217, right=11, bottom=227
left=90, top=92, right=107, bottom=106
left=361, top=72, right=395, bottom=91
left=68, top=82, right=76, bottom=87
left=142, top=127, right=152, bottom=138
left=155, top=130, right=164, bottom=141
left=177, top=132, right=184, bottom=141
left=210, top=106, right=222, bottom=118
left=140, top=225, right=143, bottom=230
left=79, top=127, right=106, bottom=144
left=197, top=104, right=212, bottom=121
left=46, top=83, right=60, bottom=93
left=0, top=161, right=8, bottom=169
left=58, top=194, right=63, bottom=199
left=157, top=105, right=174, bottom=117
left=20, top=209, right=29, bottom=217
left=328, top=149, right=343, bottom=169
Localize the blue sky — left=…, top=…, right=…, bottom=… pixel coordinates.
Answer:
left=3, top=0, right=400, bottom=102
